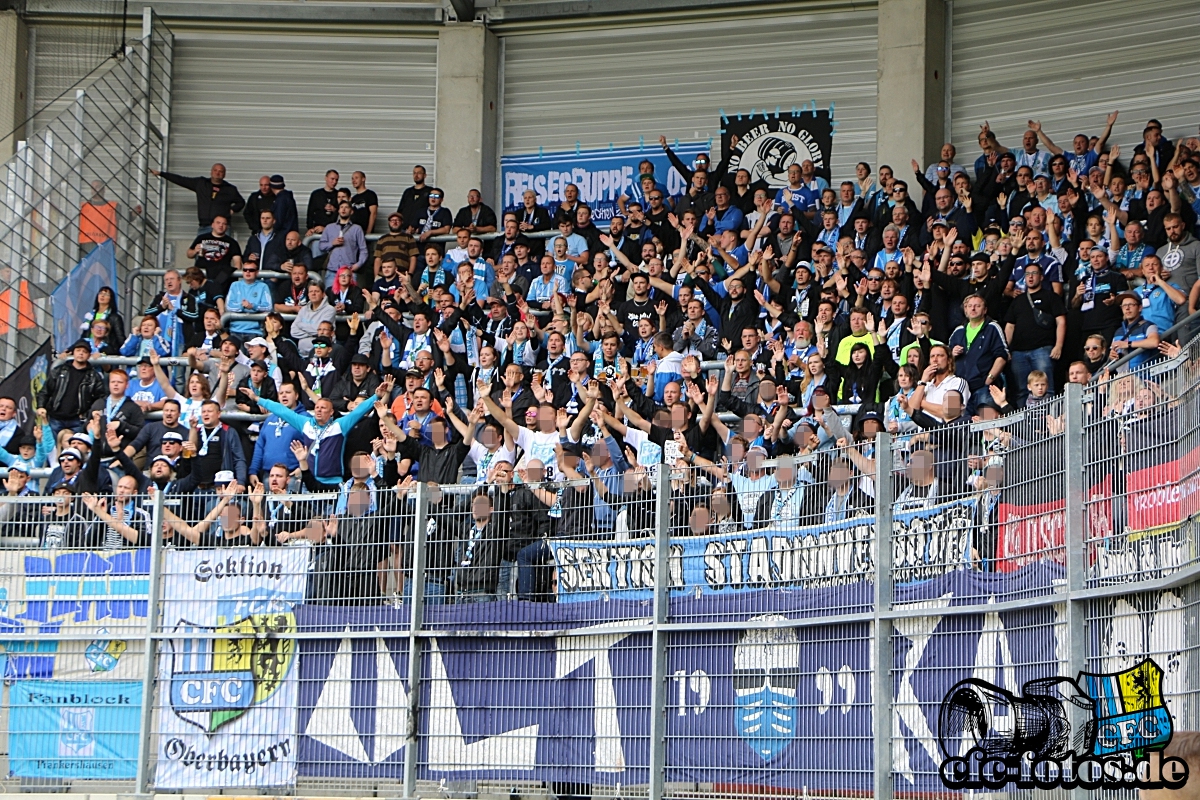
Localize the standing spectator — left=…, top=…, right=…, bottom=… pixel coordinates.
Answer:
left=247, top=382, right=310, bottom=485
left=88, top=370, right=145, bottom=451
left=1026, top=112, right=1117, bottom=178
left=318, top=201, right=368, bottom=287
left=37, top=341, right=107, bottom=436
left=453, top=188, right=498, bottom=235
left=269, top=174, right=299, bottom=233
left=1163, top=213, right=1200, bottom=294
left=244, top=210, right=288, bottom=272
left=225, top=263, right=274, bottom=338
left=123, top=401, right=187, bottom=463
left=374, top=212, right=419, bottom=275
left=1070, top=249, right=1129, bottom=348
left=947, top=295, right=1009, bottom=411
left=305, top=169, right=340, bottom=237
left=1109, top=294, right=1160, bottom=370
left=1136, top=255, right=1185, bottom=332
left=150, top=163, right=244, bottom=233
left=397, top=165, right=433, bottom=232
left=349, top=170, right=379, bottom=234
left=78, top=180, right=134, bottom=254
left=243, top=175, right=276, bottom=234
left=1003, top=263, right=1066, bottom=405
left=80, top=286, right=125, bottom=347
left=187, top=215, right=242, bottom=296
left=415, top=188, right=453, bottom=242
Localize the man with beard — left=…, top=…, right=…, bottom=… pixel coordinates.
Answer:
left=374, top=212, right=419, bottom=275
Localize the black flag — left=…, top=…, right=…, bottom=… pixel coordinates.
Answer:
left=723, top=109, right=834, bottom=187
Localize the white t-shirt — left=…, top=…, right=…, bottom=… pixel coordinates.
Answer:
left=729, top=472, right=778, bottom=528
left=516, top=427, right=562, bottom=479
left=468, top=440, right=516, bottom=481
left=622, top=427, right=682, bottom=480
left=922, top=375, right=970, bottom=422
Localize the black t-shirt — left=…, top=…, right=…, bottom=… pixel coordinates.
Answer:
left=190, top=233, right=241, bottom=281
left=273, top=279, right=311, bottom=310
left=453, top=204, right=498, bottom=230
left=1073, top=268, right=1129, bottom=332
left=192, top=424, right=225, bottom=484
left=618, top=298, right=656, bottom=331
left=398, top=186, right=432, bottom=231
left=1003, top=288, right=1067, bottom=351
left=188, top=280, right=225, bottom=317
left=307, top=188, right=338, bottom=231
left=54, top=365, right=89, bottom=419
left=416, top=206, right=453, bottom=234
left=372, top=275, right=403, bottom=301
left=350, top=190, right=379, bottom=232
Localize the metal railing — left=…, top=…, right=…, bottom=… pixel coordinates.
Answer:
left=0, top=9, right=172, bottom=374
left=0, top=351, right=1196, bottom=797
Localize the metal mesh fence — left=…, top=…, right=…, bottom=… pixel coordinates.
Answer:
left=0, top=11, right=172, bottom=375
left=0, top=378, right=1196, bottom=797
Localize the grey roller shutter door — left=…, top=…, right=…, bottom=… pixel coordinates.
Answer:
left=165, top=32, right=437, bottom=246
left=951, top=0, right=1200, bottom=176
left=501, top=9, right=878, bottom=180
left=29, top=22, right=121, bottom=128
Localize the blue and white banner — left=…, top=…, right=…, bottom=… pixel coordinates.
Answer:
left=0, top=548, right=150, bottom=681
left=154, top=548, right=308, bottom=788
left=292, top=563, right=1070, bottom=791
left=501, top=143, right=707, bottom=221
left=8, top=680, right=141, bottom=779
left=549, top=498, right=979, bottom=603
left=51, top=240, right=118, bottom=353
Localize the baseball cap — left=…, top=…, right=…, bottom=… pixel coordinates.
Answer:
left=162, top=431, right=184, bottom=443
left=70, top=339, right=91, bottom=352
left=137, top=356, right=153, bottom=366
left=250, top=359, right=270, bottom=370
left=747, top=444, right=769, bottom=457
left=349, top=353, right=371, bottom=366
left=151, top=454, right=176, bottom=468
left=246, top=336, right=270, bottom=349
left=7, top=462, right=29, bottom=475
left=214, top=470, right=235, bottom=485
left=405, top=368, right=423, bottom=379
left=269, top=174, right=286, bottom=189
left=795, top=261, right=813, bottom=273
left=60, top=447, right=83, bottom=461
left=513, top=234, right=533, bottom=248
left=930, top=218, right=949, bottom=229
left=70, top=432, right=93, bottom=446
left=969, top=252, right=991, bottom=264
left=486, top=296, right=506, bottom=306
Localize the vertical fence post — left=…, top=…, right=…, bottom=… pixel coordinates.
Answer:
left=131, top=8, right=153, bottom=286
left=134, top=488, right=166, bottom=796
left=647, top=465, right=671, bottom=800
left=872, top=433, right=894, bottom=800
left=69, top=89, right=85, bottom=270
left=403, top=481, right=430, bottom=800
left=151, top=11, right=172, bottom=304
left=1063, top=382, right=1089, bottom=800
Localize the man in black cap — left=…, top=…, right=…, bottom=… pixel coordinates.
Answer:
left=37, top=340, right=107, bottom=438
left=330, top=354, right=381, bottom=413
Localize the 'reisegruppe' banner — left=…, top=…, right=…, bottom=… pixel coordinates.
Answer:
left=501, top=143, right=706, bottom=222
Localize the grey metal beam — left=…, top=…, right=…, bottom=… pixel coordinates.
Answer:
left=446, top=0, right=476, bottom=21
left=22, top=0, right=445, bottom=25
left=485, top=0, right=860, bottom=25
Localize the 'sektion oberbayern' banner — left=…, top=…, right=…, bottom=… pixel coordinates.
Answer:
left=501, top=142, right=706, bottom=221
left=154, top=547, right=308, bottom=788
left=0, top=548, right=149, bottom=681
left=549, top=497, right=980, bottom=602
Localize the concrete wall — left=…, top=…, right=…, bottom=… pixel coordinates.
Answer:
left=0, top=10, right=29, bottom=158
left=876, top=0, right=945, bottom=195
left=433, top=23, right=498, bottom=213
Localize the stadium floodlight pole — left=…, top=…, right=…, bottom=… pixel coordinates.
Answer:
left=402, top=481, right=430, bottom=800
left=134, top=486, right=166, bottom=796
left=872, top=432, right=894, bottom=800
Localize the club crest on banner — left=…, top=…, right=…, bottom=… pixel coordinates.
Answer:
left=734, top=615, right=800, bottom=761
left=168, top=610, right=295, bottom=734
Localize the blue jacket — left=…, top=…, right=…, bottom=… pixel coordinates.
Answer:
left=225, top=279, right=274, bottom=335
left=947, top=319, right=1010, bottom=393
left=250, top=409, right=312, bottom=478
left=257, top=396, right=376, bottom=485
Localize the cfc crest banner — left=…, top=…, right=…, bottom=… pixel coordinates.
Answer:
left=154, top=548, right=307, bottom=788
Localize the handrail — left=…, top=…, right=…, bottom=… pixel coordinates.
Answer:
left=301, top=225, right=605, bottom=249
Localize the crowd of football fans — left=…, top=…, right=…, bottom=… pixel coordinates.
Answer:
left=2, top=111, right=1198, bottom=603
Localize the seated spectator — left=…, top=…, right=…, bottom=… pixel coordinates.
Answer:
left=453, top=188, right=498, bottom=235
left=225, top=264, right=274, bottom=337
